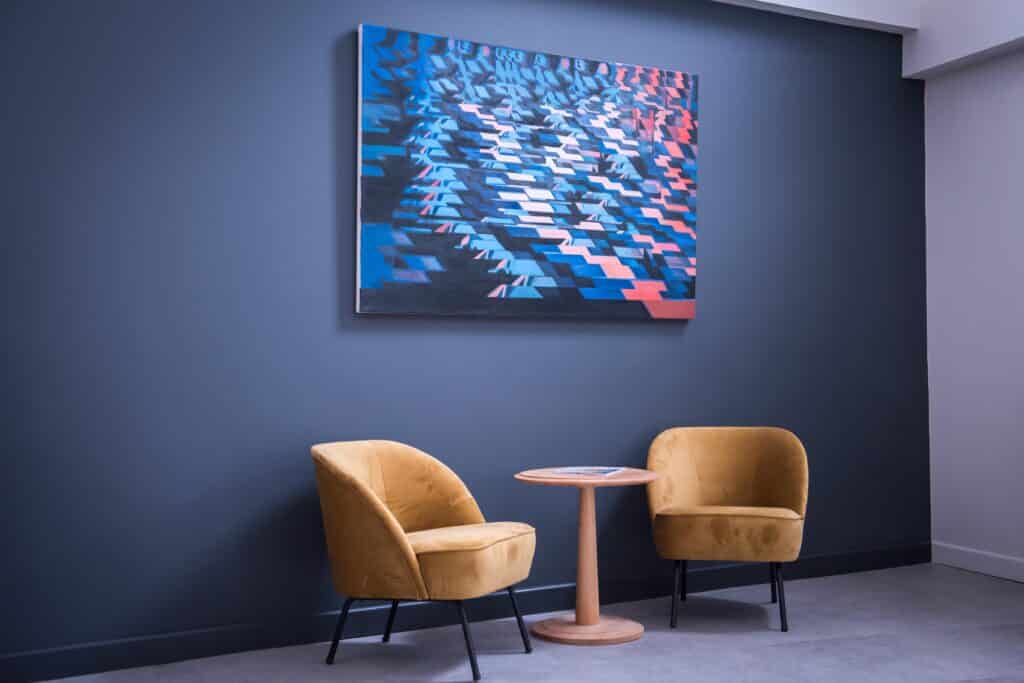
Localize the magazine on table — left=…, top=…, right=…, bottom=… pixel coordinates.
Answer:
left=546, top=467, right=625, bottom=477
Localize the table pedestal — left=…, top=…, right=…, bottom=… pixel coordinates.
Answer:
left=531, top=487, right=645, bottom=645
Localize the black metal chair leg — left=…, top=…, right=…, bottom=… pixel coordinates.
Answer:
left=507, top=587, right=532, bottom=653
left=326, top=597, right=355, bottom=665
left=770, top=562, right=778, bottom=603
left=670, top=560, right=681, bottom=628
left=382, top=600, right=400, bottom=643
left=456, top=601, right=481, bottom=681
left=680, top=559, right=688, bottom=601
left=775, top=562, right=788, bottom=632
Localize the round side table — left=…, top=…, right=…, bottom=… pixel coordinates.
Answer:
left=514, top=467, right=658, bottom=645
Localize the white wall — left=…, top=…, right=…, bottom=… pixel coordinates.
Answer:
left=926, top=47, right=1024, bottom=582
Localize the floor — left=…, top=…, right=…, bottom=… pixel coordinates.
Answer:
left=56, top=564, right=1024, bottom=683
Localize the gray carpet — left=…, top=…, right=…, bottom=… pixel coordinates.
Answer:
left=55, top=564, right=1024, bottom=682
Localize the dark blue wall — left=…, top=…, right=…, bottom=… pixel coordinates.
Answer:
left=1, top=0, right=928, bottom=678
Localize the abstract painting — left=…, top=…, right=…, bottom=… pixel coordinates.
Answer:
left=357, top=25, right=698, bottom=319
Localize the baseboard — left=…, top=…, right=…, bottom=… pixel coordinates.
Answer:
left=932, top=541, right=1024, bottom=583
left=1, top=542, right=930, bottom=682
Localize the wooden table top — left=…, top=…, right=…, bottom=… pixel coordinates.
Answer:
left=514, top=467, right=657, bottom=488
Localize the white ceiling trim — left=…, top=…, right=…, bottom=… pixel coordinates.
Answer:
left=711, top=0, right=920, bottom=34
left=710, top=0, right=1024, bottom=79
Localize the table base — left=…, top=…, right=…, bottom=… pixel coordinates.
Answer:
left=531, top=615, right=644, bottom=645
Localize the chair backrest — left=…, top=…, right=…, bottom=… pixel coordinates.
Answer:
left=647, top=427, right=808, bottom=518
left=311, top=440, right=484, bottom=599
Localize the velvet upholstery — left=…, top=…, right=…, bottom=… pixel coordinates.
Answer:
left=312, top=440, right=535, bottom=601
left=409, top=522, right=536, bottom=600
left=647, top=427, right=808, bottom=563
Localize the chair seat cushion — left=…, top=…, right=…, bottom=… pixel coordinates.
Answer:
left=407, top=522, right=536, bottom=600
left=653, top=505, right=804, bottom=562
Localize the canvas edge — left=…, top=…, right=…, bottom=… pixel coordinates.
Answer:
left=355, top=23, right=364, bottom=314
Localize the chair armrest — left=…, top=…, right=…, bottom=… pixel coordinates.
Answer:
left=313, top=455, right=428, bottom=600
left=646, top=428, right=702, bottom=518
left=756, top=429, right=809, bottom=517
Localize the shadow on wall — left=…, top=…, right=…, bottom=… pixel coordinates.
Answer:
left=333, top=30, right=360, bottom=329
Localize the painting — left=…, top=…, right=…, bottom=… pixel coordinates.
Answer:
left=357, top=25, right=698, bottom=319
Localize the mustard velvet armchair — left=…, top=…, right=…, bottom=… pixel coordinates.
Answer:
left=311, top=440, right=535, bottom=681
left=646, top=427, right=809, bottom=631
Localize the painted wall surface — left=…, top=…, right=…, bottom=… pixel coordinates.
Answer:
left=926, top=48, right=1024, bottom=581
left=2, top=0, right=928, bottom=674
